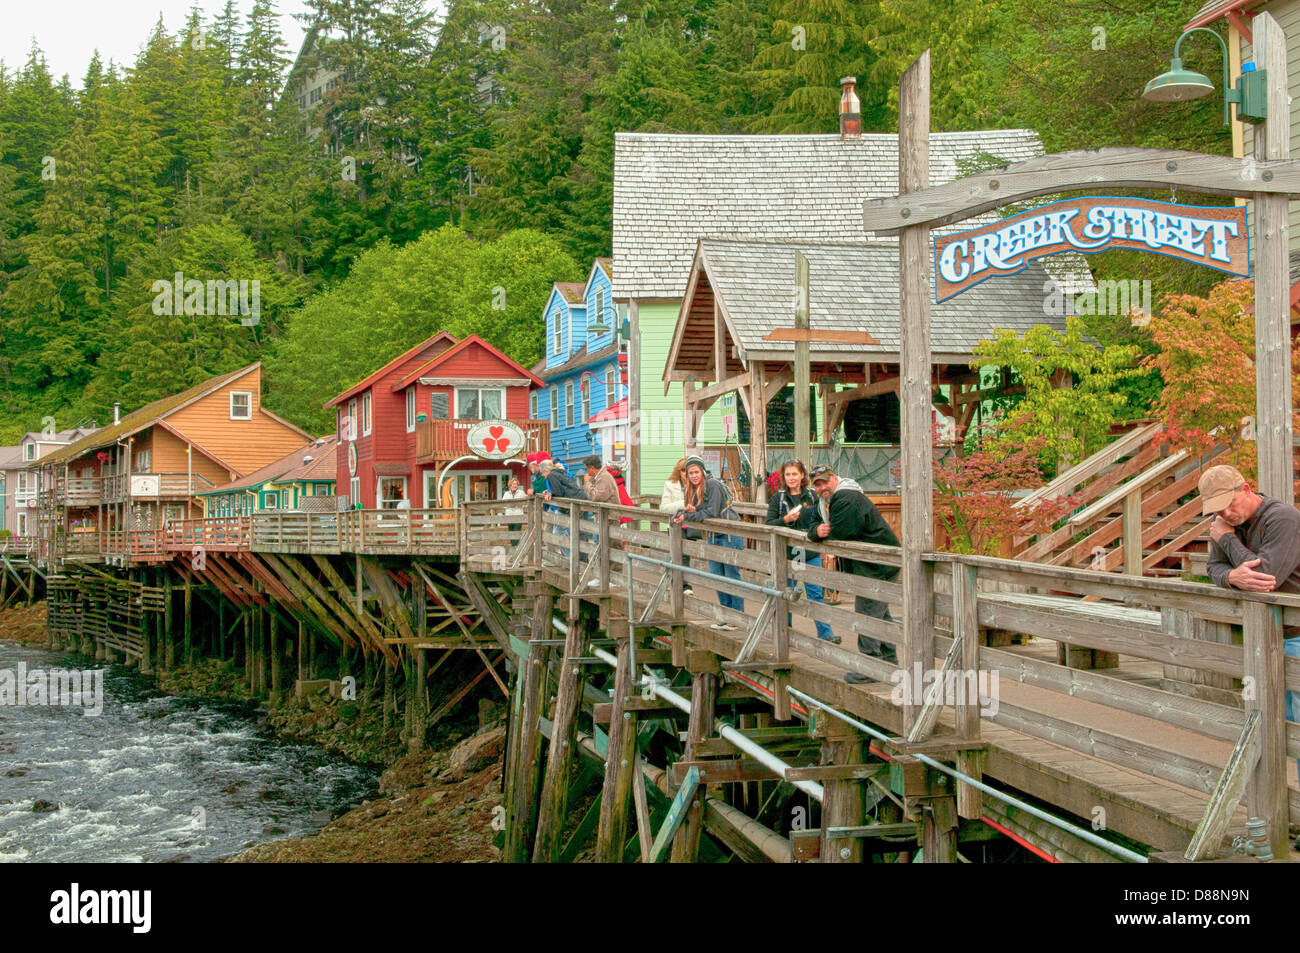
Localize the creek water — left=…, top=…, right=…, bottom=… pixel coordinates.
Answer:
left=0, top=639, right=377, bottom=862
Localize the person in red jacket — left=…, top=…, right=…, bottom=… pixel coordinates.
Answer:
left=607, top=461, right=635, bottom=524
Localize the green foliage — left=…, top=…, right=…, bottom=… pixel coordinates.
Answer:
left=263, top=226, right=581, bottom=432
left=972, top=317, right=1141, bottom=471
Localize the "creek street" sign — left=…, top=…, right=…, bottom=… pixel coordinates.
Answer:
left=933, top=197, right=1249, bottom=302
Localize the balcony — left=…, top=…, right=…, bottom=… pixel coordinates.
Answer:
left=101, top=472, right=216, bottom=503
left=415, top=419, right=550, bottom=464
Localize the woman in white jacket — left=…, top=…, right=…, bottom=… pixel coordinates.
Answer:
left=660, top=458, right=691, bottom=595
left=661, top=458, right=687, bottom=515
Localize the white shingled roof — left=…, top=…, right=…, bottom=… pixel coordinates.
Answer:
left=612, top=130, right=1074, bottom=300
left=690, top=238, right=1072, bottom=363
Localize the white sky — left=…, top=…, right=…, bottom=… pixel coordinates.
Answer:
left=1, top=0, right=316, bottom=86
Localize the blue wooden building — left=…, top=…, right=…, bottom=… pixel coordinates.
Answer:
left=532, top=259, right=627, bottom=469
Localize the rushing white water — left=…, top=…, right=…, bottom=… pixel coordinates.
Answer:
left=0, top=640, right=377, bottom=862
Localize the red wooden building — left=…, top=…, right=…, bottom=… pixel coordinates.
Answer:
left=326, top=332, right=548, bottom=509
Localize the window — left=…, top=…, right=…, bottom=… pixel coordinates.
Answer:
left=552, top=307, right=562, bottom=354
left=456, top=387, right=503, bottom=420
left=17, top=472, right=27, bottom=492
left=261, top=491, right=279, bottom=510
left=430, top=392, right=450, bottom=420
left=347, top=399, right=358, bottom=440
left=362, top=393, right=372, bottom=436
left=405, top=388, right=417, bottom=432
left=230, top=391, right=252, bottom=420
left=314, top=483, right=333, bottom=495
left=350, top=476, right=360, bottom=507
left=23, top=443, right=35, bottom=461
left=135, top=449, right=152, bottom=472
left=17, top=513, right=28, bottom=536
left=378, top=476, right=408, bottom=508
left=549, top=386, right=558, bottom=428
left=337, top=408, right=343, bottom=437
left=564, top=381, right=574, bottom=428
left=594, top=287, right=605, bottom=333
left=581, top=378, right=591, bottom=424
left=530, top=392, right=537, bottom=419
left=605, top=367, right=616, bottom=404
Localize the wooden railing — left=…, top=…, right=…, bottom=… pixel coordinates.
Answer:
left=1013, top=422, right=1226, bottom=575
left=461, top=495, right=1300, bottom=858
left=338, top=509, right=459, bottom=553
left=166, top=517, right=251, bottom=551
left=0, top=536, right=35, bottom=558
left=414, top=418, right=550, bottom=463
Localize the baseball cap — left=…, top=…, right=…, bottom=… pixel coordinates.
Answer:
left=809, top=464, right=836, bottom=484
left=1198, top=464, right=1246, bottom=515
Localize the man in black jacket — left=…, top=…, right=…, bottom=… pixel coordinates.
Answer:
left=808, top=465, right=900, bottom=681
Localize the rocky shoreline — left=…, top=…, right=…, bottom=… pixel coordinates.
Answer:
left=1, top=603, right=506, bottom=863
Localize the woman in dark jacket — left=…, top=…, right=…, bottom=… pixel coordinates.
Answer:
left=672, top=456, right=744, bottom=625
left=765, top=460, right=837, bottom=643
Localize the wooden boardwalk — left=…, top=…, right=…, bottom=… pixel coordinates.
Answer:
left=16, top=494, right=1299, bottom=861
left=461, top=496, right=1299, bottom=862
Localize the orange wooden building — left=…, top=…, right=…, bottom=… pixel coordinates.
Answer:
left=33, top=363, right=312, bottom=561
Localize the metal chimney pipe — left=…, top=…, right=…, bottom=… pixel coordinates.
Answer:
left=839, top=76, right=861, bottom=139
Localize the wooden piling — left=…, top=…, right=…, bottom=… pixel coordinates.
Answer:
left=532, top=601, right=586, bottom=862
left=183, top=573, right=192, bottom=665
left=670, top=652, right=718, bottom=862
left=594, top=624, right=637, bottom=861
left=816, top=716, right=864, bottom=863
left=506, top=592, right=553, bottom=862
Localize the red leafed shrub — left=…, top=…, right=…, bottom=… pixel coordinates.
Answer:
left=933, top=433, right=1076, bottom=556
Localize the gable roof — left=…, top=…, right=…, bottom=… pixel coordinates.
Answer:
left=199, top=435, right=338, bottom=495
left=668, top=238, right=1075, bottom=370
left=0, top=446, right=23, bottom=470
left=391, top=333, right=546, bottom=390
left=613, top=130, right=1068, bottom=300
left=324, top=331, right=458, bottom=409
left=36, top=364, right=266, bottom=468
left=586, top=259, right=612, bottom=291
left=554, top=281, right=586, bottom=305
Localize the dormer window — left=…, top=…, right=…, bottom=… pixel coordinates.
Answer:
left=552, top=307, right=562, bottom=354
left=230, top=391, right=252, bottom=420
left=23, top=443, right=35, bottom=461
left=594, top=288, right=605, bottom=335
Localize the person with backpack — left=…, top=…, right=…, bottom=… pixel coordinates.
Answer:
left=766, top=459, right=837, bottom=644
left=808, top=464, right=900, bottom=682
left=672, top=456, right=744, bottom=627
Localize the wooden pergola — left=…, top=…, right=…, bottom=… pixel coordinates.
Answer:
left=664, top=237, right=1067, bottom=502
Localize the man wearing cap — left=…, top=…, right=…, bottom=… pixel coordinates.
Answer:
left=1200, top=464, right=1300, bottom=595
left=1200, top=463, right=1300, bottom=798
left=808, top=464, right=901, bottom=682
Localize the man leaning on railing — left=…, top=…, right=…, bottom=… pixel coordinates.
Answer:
left=1199, top=464, right=1300, bottom=821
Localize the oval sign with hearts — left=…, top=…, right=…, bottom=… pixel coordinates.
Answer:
left=466, top=419, right=526, bottom=461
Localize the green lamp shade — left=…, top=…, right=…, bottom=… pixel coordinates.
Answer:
left=1143, top=57, right=1214, bottom=102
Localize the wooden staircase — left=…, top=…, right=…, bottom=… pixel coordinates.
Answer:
left=1013, top=422, right=1225, bottom=576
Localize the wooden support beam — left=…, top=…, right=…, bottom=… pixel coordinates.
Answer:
left=898, top=49, right=935, bottom=735
left=824, top=376, right=900, bottom=405
left=506, top=593, right=553, bottom=862
left=1184, top=710, right=1259, bottom=861
left=794, top=250, right=811, bottom=464
left=671, top=668, right=717, bottom=862
left=532, top=603, right=588, bottom=862
left=684, top=371, right=752, bottom=405
left=648, top=766, right=699, bottom=863
left=1243, top=600, right=1288, bottom=858
left=818, top=716, right=865, bottom=864
left=595, top=635, right=638, bottom=862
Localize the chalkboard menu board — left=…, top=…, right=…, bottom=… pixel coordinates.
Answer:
left=844, top=393, right=900, bottom=444
left=737, top=385, right=818, bottom=444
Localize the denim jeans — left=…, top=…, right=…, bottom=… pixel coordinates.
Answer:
left=1286, top=636, right=1300, bottom=781
left=707, top=532, right=745, bottom=611
left=788, top=552, right=835, bottom=642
